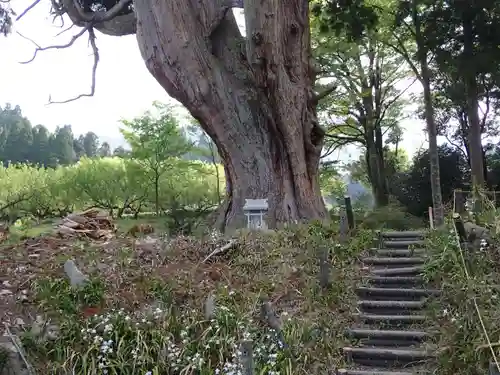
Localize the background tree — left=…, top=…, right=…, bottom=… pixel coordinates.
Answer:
left=391, top=144, right=468, bottom=217
left=113, top=146, right=130, bottom=158
left=50, top=125, right=76, bottom=165
left=424, top=0, right=500, bottom=188
left=31, top=125, right=51, bottom=166
left=83, top=131, right=100, bottom=158
left=120, top=102, right=192, bottom=215
left=98, top=141, right=111, bottom=157
left=314, top=22, right=412, bottom=206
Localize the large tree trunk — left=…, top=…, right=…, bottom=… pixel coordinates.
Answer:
left=413, top=0, right=444, bottom=226
left=421, top=67, right=444, bottom=226
left=133, top=0, right=327, bottom=230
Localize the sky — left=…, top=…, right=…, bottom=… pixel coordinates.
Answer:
left=0, top=0, right=428, bottom=157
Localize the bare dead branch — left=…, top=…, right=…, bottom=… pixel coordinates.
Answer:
left=55, top=23, right=75, bottom=37
left=48, top=27, right=99, bottom=104
left=15, top=0, right=41, bottom=21
left=16, top=31, right=41, bottom=48
left=50, top=0, right=66, bottom=25
left=18, top=24, right=90, bottom=64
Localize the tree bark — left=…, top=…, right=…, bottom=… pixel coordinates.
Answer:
left=421, top=70, right=444, bottom=226
left=413, top=0, right=444, bottom=226
left=133, top=0, right=327, bottom=230
left=462, top=12, right=485, bottom=189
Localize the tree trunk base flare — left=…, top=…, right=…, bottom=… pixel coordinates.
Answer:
left=133, top=0, right=327, bottom=231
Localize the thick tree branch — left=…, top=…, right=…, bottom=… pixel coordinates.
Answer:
left=324, top=133, right=365, bottom=148
left=61, top=0, right=135, bottom=36
left=313, top=85, right=337, bottom=105
left=376, top=77, right=417, bottom=126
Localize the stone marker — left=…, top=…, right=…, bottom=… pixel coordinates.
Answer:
left=0, top=334, right=29, bottom=375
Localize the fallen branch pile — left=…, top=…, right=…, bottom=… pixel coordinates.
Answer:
left=56, top=209, right=116, bottom=240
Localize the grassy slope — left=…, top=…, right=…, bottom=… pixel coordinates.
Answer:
left=0, top=218, right=373, bottom=374
left=423, top=224, right=500, bottom=375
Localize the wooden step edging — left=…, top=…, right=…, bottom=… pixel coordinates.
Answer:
left=343, top=347, right=435, bottom=360
left=356, top=286, right=440, bottom=297
left=358, top=300, right=426, bottom=309
left=337, top=368, right=428, bottom=375
left=379, top=230, right=425, bottom=239
left=362, top=257, right=426, bottom=265
left=383, top=240, right=426, bottom=248
left=353, top=313, right=428, bottom=323
left=345, top=328, right=430, bottom=340
left=370, top=266, right=424, bottom=276
left=370, top=248, right=426, bottom=257
left=364, top=276, right=425, bottom=285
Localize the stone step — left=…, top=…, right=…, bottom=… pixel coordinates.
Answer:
left=362, top=257, right=426, bottom=266
left=354, top=313, right=428, bottom=325
left=382, top=240, right=425, bottom=249
left=364, top=276, right=425, bottom=287
left=370, top=249, right=426, bottom=257
left=380, top=231, right=425, bottom=239
left=343, top=347, right=434, bottom=361
left=345, top=328, right=429, bottom=341
left=356, top=287, right=440, bottom=300
left=337, top=368, right=429, bottom=375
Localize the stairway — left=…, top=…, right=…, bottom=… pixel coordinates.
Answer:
left=337, top=230, right=438, bottom=375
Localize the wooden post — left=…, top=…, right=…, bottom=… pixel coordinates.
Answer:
left=373, top=230, right=382, bottom=248
left=339, top=209, right=349, bottom=243
left=453, top=213, right=468, bottom=243
left=489, top=361, right=500, bottom=375
left=240, top=340, right=254, bottom=375
left=428, top=206, right=434, bottom=229
left=318, top=245, right=330, bottom=289
left=454, top=189, right=465, bottom=214
left=344, top=196, right=355, bottom=230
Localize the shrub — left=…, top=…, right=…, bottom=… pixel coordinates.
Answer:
left=358, top=203, right=425, bottom=230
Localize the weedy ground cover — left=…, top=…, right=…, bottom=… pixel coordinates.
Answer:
left=0, top=222, right=373, bottom=374
left=423, top=221, right=500, bottom=375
